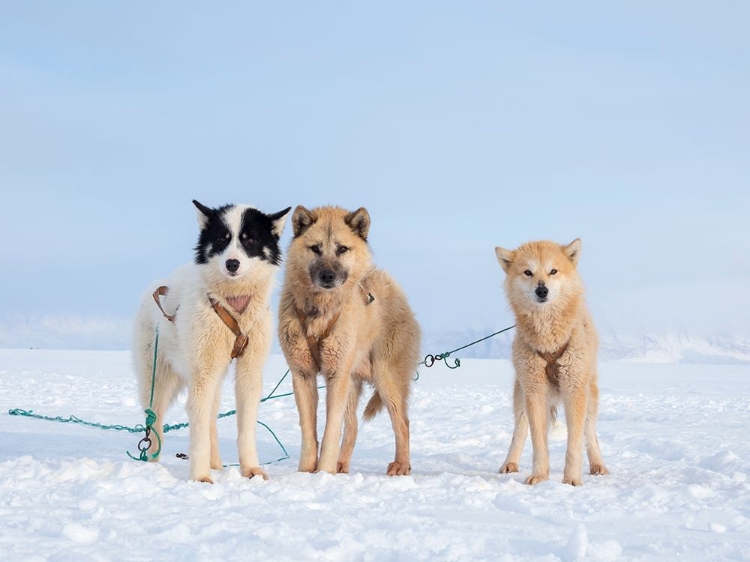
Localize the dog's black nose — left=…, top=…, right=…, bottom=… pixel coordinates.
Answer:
left=535, top=284, right=549, bottom=299
left=226, top=259, right=240, bottom=273
left=319, top=269, right=336, bottom=285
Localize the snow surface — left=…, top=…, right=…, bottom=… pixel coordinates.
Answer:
left=1, top=349, right=749, bottom=561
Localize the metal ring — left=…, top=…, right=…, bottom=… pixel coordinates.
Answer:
left=423, top=354, right=435, bottom=368
left=137, top=437, right=152, bottom=452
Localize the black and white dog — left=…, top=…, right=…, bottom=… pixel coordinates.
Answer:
left=133, top=200, right=290, bottom=482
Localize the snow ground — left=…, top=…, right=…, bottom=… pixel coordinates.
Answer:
left=1, top=349, right=749, bottom=561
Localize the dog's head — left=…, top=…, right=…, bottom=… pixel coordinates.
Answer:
left=193, top=200, right=291, bottom=280
left=494, top=239, right=583, bottom=311
left=286, top=205, right=372, bottom=291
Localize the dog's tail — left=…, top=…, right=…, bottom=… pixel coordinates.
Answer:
left=363, top=390, right=384, bottom=421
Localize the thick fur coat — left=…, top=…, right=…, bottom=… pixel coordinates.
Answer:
left=132, top=201, right=290, bottom=482
left=278, top=205, right=421, bottom=475
left=495, top=239, right=608, bottom=486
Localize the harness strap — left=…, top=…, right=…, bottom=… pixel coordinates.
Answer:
left=358, top=283, right=375, bottom=305
left=295, top=309, right=341, bottom=373
left=152, top=286, right=177, bottom=323
left=537, top=341, right=570, bottom=387
left=208, top=296, right=249, bottom=359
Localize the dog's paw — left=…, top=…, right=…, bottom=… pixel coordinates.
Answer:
left=195, top=475, right=214, bottom=484
left=590, top=464, right=609, bottom=476
left=524, top=474, right=548, bottom=486
left=387, top=461, right=411, bottom=476
left=298, top=459, right=318, bottom=473
left=242, top=466, right=268, bottom=480
left=499, top=462, right=519, bottom=474
left=562, top=475, right=583, bottom=486
left=315, top=463, right=337, bottom=475
left=336, top=460, right=350, bottom=474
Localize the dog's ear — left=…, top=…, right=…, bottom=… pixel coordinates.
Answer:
left=193, top=200, right=214, bottom=230
left=563, top=238, right=582, bottom=266
left=344, top=207, right=370, bottom=241
left=494, top=246, right=514, bottom=273
left=292, top=205, right=316, bottom=238
left=268, top=207, right=292, bottom=238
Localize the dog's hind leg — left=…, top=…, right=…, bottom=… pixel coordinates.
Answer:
left=337, top=379, right=363, bottom=474
left=292, top=370, right=320, bottom=473
left=585, top=378, right=609, bottom=476
left=137, top=342, right=183, bottom=462
left=500, top=378, right=527, bottom=474
left=371, top=368, right=411, bottom=476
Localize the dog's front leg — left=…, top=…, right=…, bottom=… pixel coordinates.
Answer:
left=187, top=365, right=226, bottom=483
left=317, top=368, right=353, bottom=474
left=292, top=370, right=320, bottom=472
left=562, top=383, right=588, bottom=486
left=235, top=349, right=269, bottom=480
left=524, top=387, right=550, bottom=485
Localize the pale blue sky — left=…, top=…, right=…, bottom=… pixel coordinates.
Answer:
left=1, top=2, right=748, bottom=347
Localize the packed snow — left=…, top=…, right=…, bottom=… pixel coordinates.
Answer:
left=1, top=348, right=749, bottom=561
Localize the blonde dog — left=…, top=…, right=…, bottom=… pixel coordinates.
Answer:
left=495, top=239, right=608, bottom=485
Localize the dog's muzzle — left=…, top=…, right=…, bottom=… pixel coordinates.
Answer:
left=535, top=282, right=549, bottom=303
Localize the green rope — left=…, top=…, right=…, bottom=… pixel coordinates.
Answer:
left=7, top=366, right=299, bottom=465
left=125, top=325, right=162, bottom=461
left=8, top=405, right=290, bottom=465
left=7, top=409, right=151, bottom=433
left=418, top=324, right=516, bottom=371
left=177, top=420, right=290, bottom=467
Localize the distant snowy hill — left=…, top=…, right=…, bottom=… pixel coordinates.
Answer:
left=0, top=315, right=131, bottom=351
left=1, top=315, right=748, bottom=364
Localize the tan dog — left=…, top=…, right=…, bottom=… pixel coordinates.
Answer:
left=278, top=205, right=421, bottom=476
left=494, top=239, right=608, bottom=486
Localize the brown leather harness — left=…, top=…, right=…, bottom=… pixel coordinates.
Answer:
left=295, top=309, right=341, bottom=374
left=537, top=341, right=569, bottom=388
left=295, top=284, right=375, bottom=374
left=208, top=296, right=249, bottom=359
left=152, top=286, right=177, bottom=323
left=152, top=286, right=249, bottom=359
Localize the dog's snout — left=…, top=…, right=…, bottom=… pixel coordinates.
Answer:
left=319, top=269, right=336, bottom=285
left=535, top=283, right=549, bottom=299
left=226, top=259, right=240, bottom=273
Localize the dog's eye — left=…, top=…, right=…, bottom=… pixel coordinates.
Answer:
left=524, top=270, right=533, bottom=277
left=241, top=233, right=254, bottom=244
left=550, top=269, right=557, bottom=275
left=336, top=246, right=348, bottom=256
left=223, top=233, right=231, bottom=241
left=310, top=245, right=322, bottom=255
